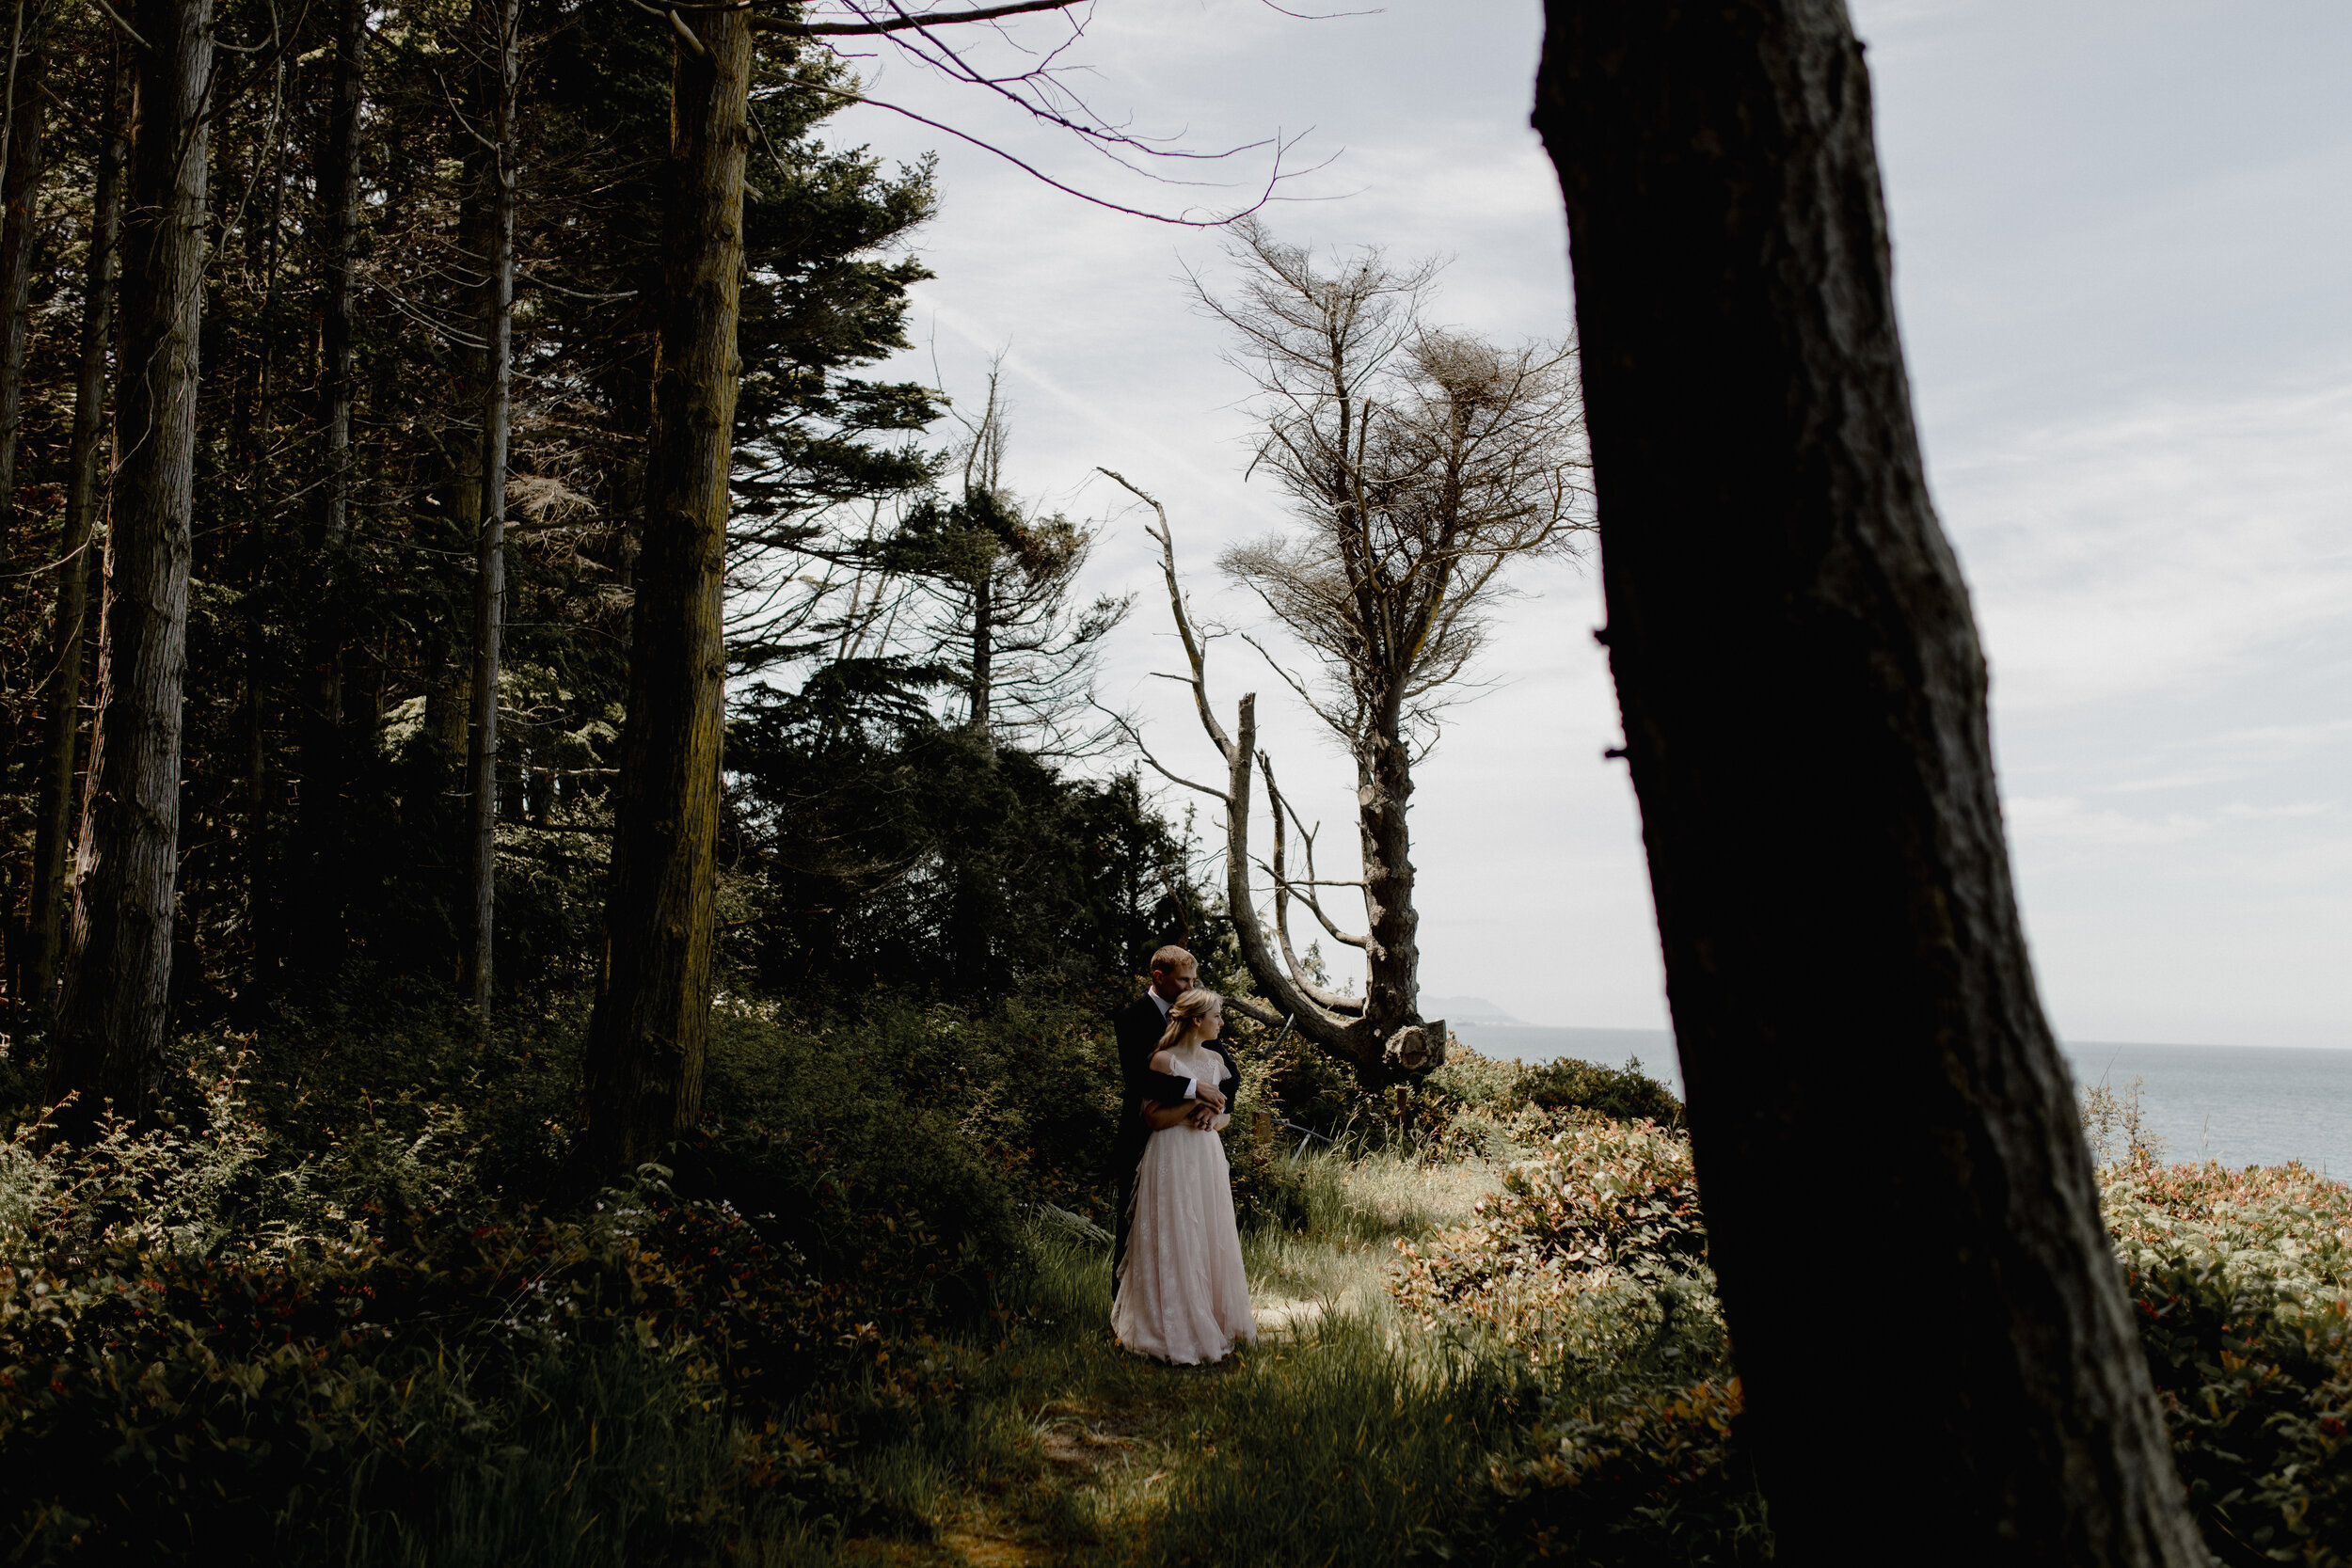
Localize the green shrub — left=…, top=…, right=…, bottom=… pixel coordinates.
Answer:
left=0, top=1216, right=758, bottom=1565
left=1386, top=1117, right=1766, bottom=1561
left=1493, top=1375, right=1772, bottom=1566
left=1240, top=1015, right=1363, bottom=1137
left=0, top=986, right=1144, bottom=1563
left=2130, top=1259, right=2352, bottom=1567
left=2102, top=1157, right=2352, bottom=1302
left=1509, top=1054, right=1684, bottom=1128
left=2099, top=1158, right=2352, bottom=1567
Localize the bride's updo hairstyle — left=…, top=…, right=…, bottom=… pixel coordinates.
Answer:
left=1157, top=988, right=1222, bottom=1052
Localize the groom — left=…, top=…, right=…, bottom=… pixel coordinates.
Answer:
left=1109, top=944, right=1240, bottom=1295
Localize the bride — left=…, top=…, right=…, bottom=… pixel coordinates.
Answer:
left=1112, top=988, right=1256, bottom=1364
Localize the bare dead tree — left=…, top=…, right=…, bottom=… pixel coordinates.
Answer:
left=1098, top=471, right=1439, bottom=1081
left=1136, top=219, right=1589, bottom=1072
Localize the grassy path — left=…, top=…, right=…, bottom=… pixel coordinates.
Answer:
left=816, top=1156, right=1510, bottom=1568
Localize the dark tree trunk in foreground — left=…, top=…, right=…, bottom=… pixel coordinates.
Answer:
left=464, top=0, right=518, bottom=1016
left=1534, top=3, right=2201, bottom=1560
left=293, top=0, right=368, bottom=964
left=581, top=10, right=749, bottom=1167
left=27, top=46, right=126, bottom=1026
left=52, top=0, right=215, bottom=1123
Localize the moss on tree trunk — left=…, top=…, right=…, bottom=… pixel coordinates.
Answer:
left=582, top=9, right=750, bottom=1168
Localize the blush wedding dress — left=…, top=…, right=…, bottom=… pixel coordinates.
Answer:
left=1111, top=1039, right=1257, bottom=1365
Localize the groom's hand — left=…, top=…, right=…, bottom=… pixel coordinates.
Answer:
left=1187, top=1104, right=1218, bottom=1130
left=1195, top=1081, right=1227, bottom=1113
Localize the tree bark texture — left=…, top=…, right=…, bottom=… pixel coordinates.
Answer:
left=51, top=0, right=215, bottom=1123
left=580, top=8, right=748, bottom=1167
left=0, top=32, right=43, bottom=1020
left=239, top=102, right=290, bottom=982
left=464, top=0, right=518, bottom=1015
left=1354, top=703, right=1419, bottom=1047
left=1534, top=3, right=2202, bottom=1560
left=26, top=45, right=126, bottom=1025
left=293, top=0, right=368, bottom=961
left=0, top=40, right=44, bottom=540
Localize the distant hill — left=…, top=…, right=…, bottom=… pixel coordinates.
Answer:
left=1421, top=994, right=1531, bottom=1027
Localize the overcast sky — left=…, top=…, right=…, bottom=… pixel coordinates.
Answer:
left=807, top=0, right=2352, bottom=1048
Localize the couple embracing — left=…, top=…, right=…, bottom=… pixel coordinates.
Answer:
left=1106, top=945, right=1257, bottom=1365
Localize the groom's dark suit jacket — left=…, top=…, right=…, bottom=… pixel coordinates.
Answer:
left=1109, top=990, right=1240, bottom=1296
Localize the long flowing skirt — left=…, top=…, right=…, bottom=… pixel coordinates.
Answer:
left=1112, top=1122, right=1256, bottom=1364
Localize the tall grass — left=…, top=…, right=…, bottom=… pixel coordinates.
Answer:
left=315, top=1339, right=753, bottom=1568
left=1136, top=1312, right=1533, bottom=1568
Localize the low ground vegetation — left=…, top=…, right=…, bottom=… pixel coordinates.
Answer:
left=2, top=1015, right=2345, bottom=1564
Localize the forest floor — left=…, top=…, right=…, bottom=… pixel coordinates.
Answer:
left=822, top=1155, right=1502, bottom=1568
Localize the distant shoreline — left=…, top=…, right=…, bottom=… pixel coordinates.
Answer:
left=1439, top=1023, right=2352, bottom=1173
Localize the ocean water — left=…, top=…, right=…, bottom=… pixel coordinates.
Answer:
left=1446, top=1023, right=2352, bottom=1177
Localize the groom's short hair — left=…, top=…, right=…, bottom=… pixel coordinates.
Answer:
left=1150, top=944, right=1195, bottom=976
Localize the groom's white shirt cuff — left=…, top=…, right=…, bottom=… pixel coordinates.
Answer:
left=1150, top=991, right=1199, bottom=1101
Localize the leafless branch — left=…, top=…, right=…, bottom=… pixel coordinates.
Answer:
left=755, top=0, right=1085, bottom=38
left=1094, top=702, right=1229, bottom=803
left=789, top=79, right=1295, bottom=228
left=1261, top=751, right=1369, bottom=1012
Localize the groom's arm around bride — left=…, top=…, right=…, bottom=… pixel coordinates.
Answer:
left=1112, top=947, right=1239, bottom=1119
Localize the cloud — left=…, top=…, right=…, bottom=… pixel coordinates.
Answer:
left=1944, top=379, right=2352, bottom=716
left=786, top=0, right=2352, bottom=1046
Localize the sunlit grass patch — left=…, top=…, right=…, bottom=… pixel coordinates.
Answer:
left=1135, top=1311, right=1533, bottom=1568
left=1340, top=1148, right=1497, bottom=1232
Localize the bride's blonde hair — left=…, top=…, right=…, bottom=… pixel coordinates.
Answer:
left=1157, top=988, right=1222, bottom=1052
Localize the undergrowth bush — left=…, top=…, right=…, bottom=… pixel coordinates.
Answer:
left=2130, top=1259, right=2352, bottom=1566
left=1507, top=1054, right=1684, bottom=1129
left=0, top=1184, right=767, bottom=1563
left=1233, top=1036, right=1685, bottom=1170
left=0, top=978, right=1134, bottom=1564
left=1388, top=1117, right=1765, bottom=1560
left=2098, top=1156, right=2352, bottom=1565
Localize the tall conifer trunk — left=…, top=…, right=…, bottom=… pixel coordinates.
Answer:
left=0, top=31, right=43, bottom=1020
left=293, top=0, right=367, bottom=965
left=1533, top=2, right=2201, bottom=1558
left=27, top=46, right=125, bottom=1026
left=241, top=87, right=292, bottom=981
left=0, top=39, right=43, bottom=539
left=967, top=557, right=992, bottom=734
left=51, top=0, right=215, bottom=1123
left=463, top=0, right=518, bottom=1016
left=581, top=9, right=749, bottom=1167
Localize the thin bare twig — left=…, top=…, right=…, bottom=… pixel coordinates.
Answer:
left=755, top=0, right=1083, bottom=37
